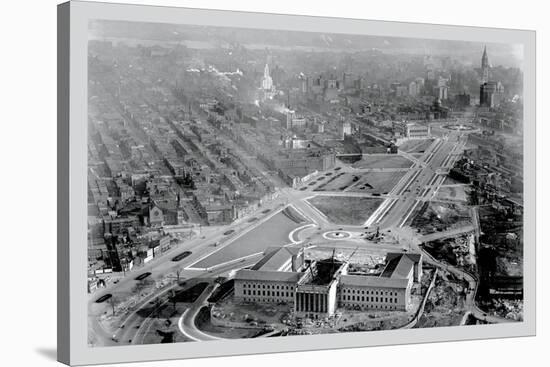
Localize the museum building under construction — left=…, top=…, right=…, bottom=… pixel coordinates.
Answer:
left=233, top=246, right=422, bottom=318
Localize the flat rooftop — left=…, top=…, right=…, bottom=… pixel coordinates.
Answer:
left=234, top=269, right=302, bottom=283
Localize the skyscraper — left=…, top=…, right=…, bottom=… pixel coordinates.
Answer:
left=480, top=81, right=504, bottom=108
left=481, top=46, right=490, bottom=83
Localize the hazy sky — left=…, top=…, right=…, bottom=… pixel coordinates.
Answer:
left=89, top=20, right=523, bottom=69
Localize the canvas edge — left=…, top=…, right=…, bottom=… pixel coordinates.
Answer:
left=61, top=1, right=537, bottom=365
left=57, top=1, right=71, bottom=365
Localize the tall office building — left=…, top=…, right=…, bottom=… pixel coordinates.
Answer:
left=480, top=81, right=504, bottom=108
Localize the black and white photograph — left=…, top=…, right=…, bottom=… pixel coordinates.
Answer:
left=3, top=0, right=548, bottom=366
left=86, top=18, right=526, bottom=347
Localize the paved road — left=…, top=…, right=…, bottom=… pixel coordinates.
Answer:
left=419, top=224, right=475, bottom=242
left=372, top=134, right=467, bottom=229
left=90, top=255, right=259, bottom=346
left=177, top=283, right=221, bottom=342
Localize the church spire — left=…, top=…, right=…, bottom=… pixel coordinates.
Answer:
left=482, top=46, right=489, bottom=68
left=481, top=46, right=490, bottom=83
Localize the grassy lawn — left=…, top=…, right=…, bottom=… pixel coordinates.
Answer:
left=353, top=155, right=413, bottom=169
left=314, top=171, right=405, bottom=194
left=347, top=171, right=406, bottom=194
left=314, top=172, right=356, bottom=191
left=307, top=196, right=384, bottom=225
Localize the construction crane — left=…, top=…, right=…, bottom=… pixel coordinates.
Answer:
left=308, top=262, right=315, bottom=280
left=346, top=246, right=359, bottom=263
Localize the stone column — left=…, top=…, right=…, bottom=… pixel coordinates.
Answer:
left=315, top=293, right=319, bottom=313
left=313, top=293, right=317, bottom=312
left=314, top=293, right=318, bottom=313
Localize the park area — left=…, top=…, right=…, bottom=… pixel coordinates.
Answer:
left=312, top=172, right=354, bottom=191
left=347, top=171, right=405, bottom=194
left=307, top=196, right=384, bottom=226
left=352, top=154, right=413, bottom=169
left=312, top=171, right=405, bottom=194
left=190, top=206, right=307, bottom=269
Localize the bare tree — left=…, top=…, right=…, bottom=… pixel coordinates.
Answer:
left=154, top=297, right=162, bottom=318
left=170, top=289, right=177, bottom=311
left=107, top=296, right=117, bottom=316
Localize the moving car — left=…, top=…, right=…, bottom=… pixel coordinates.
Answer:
left=95, top=294, right=112, bottom=303
left=171, top=251, right=192, bottom=262
left=134, top=272, right=152, bottom=281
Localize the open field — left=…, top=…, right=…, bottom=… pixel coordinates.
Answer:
left=307, top=196, right=384, bottom=226
left=398, top=138, right=434, bottom=153
left=434, top=185, right=470, bottom=202
left=347, top=171, right=406, bottom=194
left=352, top=155, right=413, bottom=169
left=191, top=207, right=306, bottom=268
